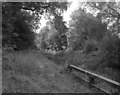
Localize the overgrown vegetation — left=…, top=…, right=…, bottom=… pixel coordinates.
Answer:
left=83, top=40, right=98, bottom=53
left=2, top=1, right=120, bottom=92
left=2, top=1, right=68, bottom=50
left=2, top=50, right=42, bottom=92
left=40, top=1, right=120, bottom=82
left=99, top=33, right=119, bottom=68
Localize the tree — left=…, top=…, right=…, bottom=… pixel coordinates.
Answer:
left=35, top=10, right=68, bottom=52
left=2, top=1, right=68, bottom=50
left=82, top=1, right=120, bottom=67
left=52, top=15, right=68, bottom=51
left=83, top=2, right=120, bottom=34
left=36, top=16, right=68, bottom=51
left=67, top=8, right=107, bottom=50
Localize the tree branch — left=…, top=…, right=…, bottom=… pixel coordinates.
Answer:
left=22, top=7, right=35, bottom=11
left=107, top=4, right=120, bottom=17
left=91, top=3, right=118, bottom=18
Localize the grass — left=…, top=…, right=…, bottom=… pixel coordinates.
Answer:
left=43, top=51, right=67, bottom=65
left=3, top=73, right=42, bottom=93
left=45, top=50, right=120, bottom=82
left=2, top=49, right=95, bottom=93
left=2, top=49, right=43, bottom=93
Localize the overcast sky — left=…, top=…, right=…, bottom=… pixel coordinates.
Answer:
left=63, top=0, right=80, bottom=23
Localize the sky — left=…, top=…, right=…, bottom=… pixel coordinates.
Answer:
left=63, top=0, right=80, bottom=23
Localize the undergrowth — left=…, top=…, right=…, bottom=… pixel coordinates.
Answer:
left=2, top=50, right=42, bottom=93
left=45, top=50, right=120, bottom=82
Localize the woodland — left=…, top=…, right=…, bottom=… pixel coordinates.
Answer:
left=2, top=1, right=120, bottom=93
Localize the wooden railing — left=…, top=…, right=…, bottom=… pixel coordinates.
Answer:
left=66, top=64, right=120, bottom=94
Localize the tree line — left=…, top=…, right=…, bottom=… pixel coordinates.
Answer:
left=2, top=1, right=120, bottom=67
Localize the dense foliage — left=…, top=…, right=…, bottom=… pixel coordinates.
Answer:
left=67, top=2, right=120, bottom=67
left=2, top=1, right=120, bottom=67
left=2, top=2, right=68, bottom=50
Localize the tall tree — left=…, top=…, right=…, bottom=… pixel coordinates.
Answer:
left=67, top=8, right=107, bottom=50
left=52, top=15, right=68, bottom=51
left=83, top=2, right=120, bottom=34
left=2, top=1, right=68, bottom=50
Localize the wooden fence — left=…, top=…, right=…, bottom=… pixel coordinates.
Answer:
left=67, top=64, right=120, bottom=94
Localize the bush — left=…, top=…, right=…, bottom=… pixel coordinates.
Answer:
left=83, top=40, right=98, bottom=53
left=99, top=33, right=119, bottom=68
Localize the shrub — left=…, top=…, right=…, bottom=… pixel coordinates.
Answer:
left=99, top=33, right=119, bottom=68
left=83, top=40, right=98, bottom=53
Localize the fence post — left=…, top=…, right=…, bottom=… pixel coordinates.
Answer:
left=117, top=86, right=120, bottom=93
left=66, top=64, right=72, bottom=72
left=89, top=75, right=95, bottom=88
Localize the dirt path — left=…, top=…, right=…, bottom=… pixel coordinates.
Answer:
left=2, top=49, right=98, bottom=93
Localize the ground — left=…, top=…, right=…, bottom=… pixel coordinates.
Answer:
left=2, top=49, right=100, bottom=93
left=44, top=50, right=120, bottom=93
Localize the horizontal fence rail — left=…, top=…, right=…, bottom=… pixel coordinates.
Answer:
left=66, top=64, right=120, bottom=94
